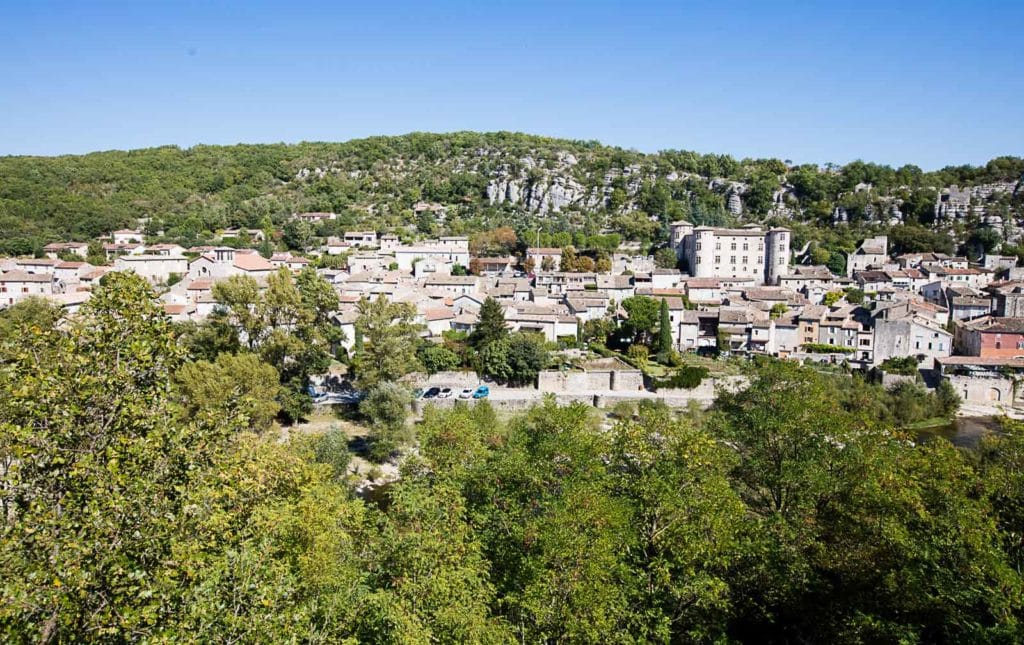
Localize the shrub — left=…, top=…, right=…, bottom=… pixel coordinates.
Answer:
left=879, top=356, right=920, bottom=375
left=627, top=344, right=649, bottom=367
left=361, top=383, right=413, bottom=461
left=802, top=343, right=855, bottom=354
left=653, top=365, right=709, bottom=390
left=936, top=379, right=961, bottom=417
left=418, top=343, right=460, bottom=373
left=557, top=335, right=578, bottom=349
left=313, top=426, right=352, bottom=481
left=610, top=401, right=636, bottom=420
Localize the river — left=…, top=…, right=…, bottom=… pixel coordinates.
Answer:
left=913, top=416, right=1003, bottom=449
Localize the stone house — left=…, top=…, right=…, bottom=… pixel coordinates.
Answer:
left=846, top=235, right=888, bottom=277
left=43, top=242, right=89, bottom=259
left=525, top=248, right=563, bottom=272
left=114, top=254, right=189, bottom=284
left=956, top=317, right=1024, bottom=359
left=0, top=270, right=54, bottom=307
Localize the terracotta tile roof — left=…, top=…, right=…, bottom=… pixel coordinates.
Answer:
left=0, top=270, right=51, bottom=283
left=233, top=254, right=275, bottom=272
left=424, top=308, right=455, bottom=321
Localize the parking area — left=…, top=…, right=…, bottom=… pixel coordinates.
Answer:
left=416, top=383, right=492, bottom=402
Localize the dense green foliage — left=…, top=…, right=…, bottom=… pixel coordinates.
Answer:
left=2, top=132, right=1021, bottom=257
left=175, top=266, right=340, bottom=422
left=351, top=296, right=422, bottom=388
left=879, top=355, right=921, bottom=375
left=0, top=278, right=1021, bottom=642
left=653, top=365, right=709, bottom=390
left=802, top=342, right=856, bottom=354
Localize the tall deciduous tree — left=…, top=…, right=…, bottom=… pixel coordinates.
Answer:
left=560, top=246, right=578, bottom=272
left=0, top=273, right=244, bottom=640
left=176, top=352, right=282, bottom=432
left=622, top=295, right=660, bottom=347
left=352, top=296, right=421, bottom=388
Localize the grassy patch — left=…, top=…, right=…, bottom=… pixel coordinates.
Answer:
left=905, top=416, right=952, bottom=430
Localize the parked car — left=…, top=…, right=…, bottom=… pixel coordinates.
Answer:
left=422, top=387, right=441, bottom=399
left=412, top=388, right=424, bottom=399
left=472, top=385, right=490, bottom=399
left=458, top=388, right=474, bottom=399
left=438, top=387, right=453, bottom=399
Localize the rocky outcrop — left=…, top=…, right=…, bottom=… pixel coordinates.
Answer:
left=290, top=138, right=1022, bottom=231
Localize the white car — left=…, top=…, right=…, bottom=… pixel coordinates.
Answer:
left=438, top=387, right=453, bottom=399
left=458, top=388, right=474, bottom=399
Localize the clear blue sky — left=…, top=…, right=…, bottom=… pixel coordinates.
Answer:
left=1, top=0, right=1021, bottom=168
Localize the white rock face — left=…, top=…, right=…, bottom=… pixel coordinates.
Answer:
left=727, top=194, right=743, bottom=215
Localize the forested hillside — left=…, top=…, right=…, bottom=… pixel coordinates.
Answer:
left=2, top=132, right=1022, bottom=264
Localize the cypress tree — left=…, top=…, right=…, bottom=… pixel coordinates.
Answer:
left=658, top=298, right=672, bottom=357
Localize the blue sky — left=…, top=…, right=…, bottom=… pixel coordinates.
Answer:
left=1, top=0, right=1021, bottom=168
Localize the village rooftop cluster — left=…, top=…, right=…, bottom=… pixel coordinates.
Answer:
left=3, top=212, right=1024, bottom=408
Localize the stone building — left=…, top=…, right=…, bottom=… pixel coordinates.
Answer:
left=846, top=235, right=888, bottom=277
left=669, top=222, right=790, bottom=285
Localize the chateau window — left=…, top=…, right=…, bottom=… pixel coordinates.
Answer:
left=730, top=257, right=736, bottom=264
left=715, top=256, right=721, bottom=264
left=742, top=257, right=748, bottom=264
left=696, top=242, right=702, bottom=251
left=743, top=243, right=748, bottom=251
left=730, top=243, right=737, bottom=251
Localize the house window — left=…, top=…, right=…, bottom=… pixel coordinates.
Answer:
left=996, top=341, right=1001, bottom=349
left=1017, top=341, right=1024, bottom=350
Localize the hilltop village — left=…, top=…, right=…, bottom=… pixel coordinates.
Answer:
left=3, top=210, right=1024, bottom=409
